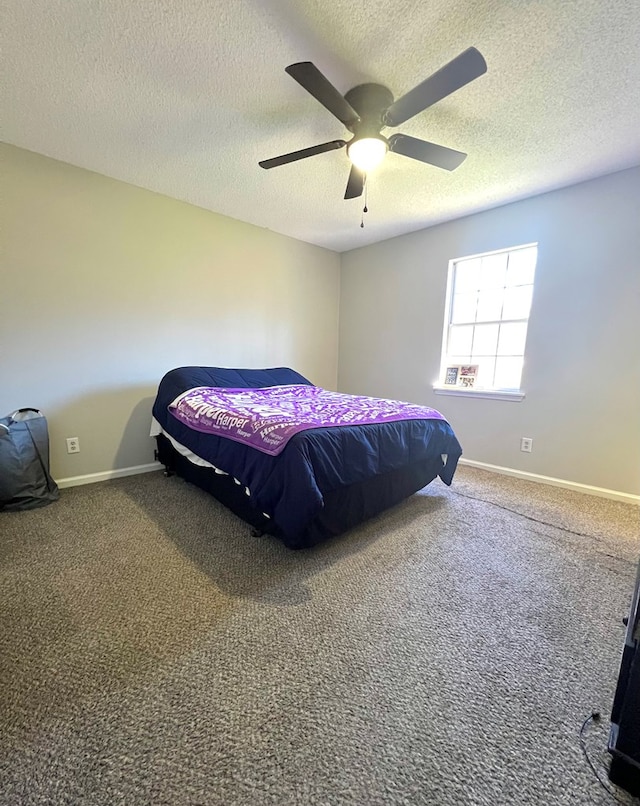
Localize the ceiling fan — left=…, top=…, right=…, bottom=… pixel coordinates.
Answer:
left=259, top=47, right=487, bottom=200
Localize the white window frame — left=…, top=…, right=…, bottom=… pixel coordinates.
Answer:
left=433, top=243, right=538, bottom=402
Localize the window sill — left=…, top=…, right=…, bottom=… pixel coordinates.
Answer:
left=433, top=386, right=525, bottom=402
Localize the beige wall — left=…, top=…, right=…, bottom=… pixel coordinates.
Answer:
left=339, top=167, right=640, bottom=496
left=0, top=144, right=340, bottom=480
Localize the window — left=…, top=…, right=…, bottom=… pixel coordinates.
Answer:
left=438, top=243, right=537, bottom=395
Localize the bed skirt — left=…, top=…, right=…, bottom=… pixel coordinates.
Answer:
left=155, top=433, right=444, bottom=549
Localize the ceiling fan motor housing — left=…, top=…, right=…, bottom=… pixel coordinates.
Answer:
left=344, top=83, right=394, bottom=139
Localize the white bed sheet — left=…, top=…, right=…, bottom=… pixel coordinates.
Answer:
left=150, top=416, right=225, bottom=472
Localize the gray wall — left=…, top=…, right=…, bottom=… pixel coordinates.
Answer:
left=338, top=167, right=640, bottom=496
left=1, top=144, right=340, bottom=480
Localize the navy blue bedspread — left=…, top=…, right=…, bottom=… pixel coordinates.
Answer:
left=152, top=367, right=462, bottom=544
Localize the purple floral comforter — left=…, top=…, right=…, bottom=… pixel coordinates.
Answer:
left=169, top=384, right=446, bottom=456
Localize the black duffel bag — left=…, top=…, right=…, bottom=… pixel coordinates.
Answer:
left=0, top=408, right=60, bottom=511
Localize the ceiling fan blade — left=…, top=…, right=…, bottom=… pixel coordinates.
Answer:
left=383, top=47, right=487, bottom=126
left=259, top=139, right=346, bottom=169
left=344, top=165, right=365, bottom=199
left=286, top=62, right=360, bottom=126
left=389, top=134, right=467, bottom=171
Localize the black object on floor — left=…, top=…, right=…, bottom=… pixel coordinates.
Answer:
left=608, top=557, right=640, bottom=797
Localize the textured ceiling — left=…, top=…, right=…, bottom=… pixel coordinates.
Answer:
left=3, top=0, right=640, bottom=252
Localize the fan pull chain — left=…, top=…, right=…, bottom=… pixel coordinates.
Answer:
left=360, top=175, right=369, bottom=228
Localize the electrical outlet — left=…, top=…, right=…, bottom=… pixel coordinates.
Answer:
left=66, top=437, right=80, bottom=454
left=520, top=437, right=532, bottom=453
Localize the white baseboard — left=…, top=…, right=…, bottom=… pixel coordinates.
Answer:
left=458, top=458, right=640, bottom=506
left=57, top=462, right=162, bottom=489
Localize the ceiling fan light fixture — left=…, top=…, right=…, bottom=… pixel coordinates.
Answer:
left=347, top=136, right=388, bottom=172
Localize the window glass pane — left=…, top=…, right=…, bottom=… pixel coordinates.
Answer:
left=497, top=322, right=528, bottom=356
left=448, top=324, right=474, bottom=356
left=471, top=323, right=499, bottom=355
left=451, top=292, right=477, bottom=324
left=476, top=289, right=504, bottom=322
left=506, top=247, right=537, bottom=286
left=494, top=357, right=523, bottom=389
left=480, top=253, right=508, bottom=288
left=455, top=258, right=481, bottom=293
left=473, top=357, right=496, bottom=388
left=502, top=285, right=533, bottom=320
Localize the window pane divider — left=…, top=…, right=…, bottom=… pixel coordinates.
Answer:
left=450, top=317, right=528, bottom=328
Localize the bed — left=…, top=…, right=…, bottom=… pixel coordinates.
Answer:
left=151, top=366, right=462, bottom=549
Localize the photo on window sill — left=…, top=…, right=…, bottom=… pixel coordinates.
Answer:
left=443, top=364, right=479, bottom=389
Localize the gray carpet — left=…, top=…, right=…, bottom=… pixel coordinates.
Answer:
left=1, top=466, right=638, bottom=806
